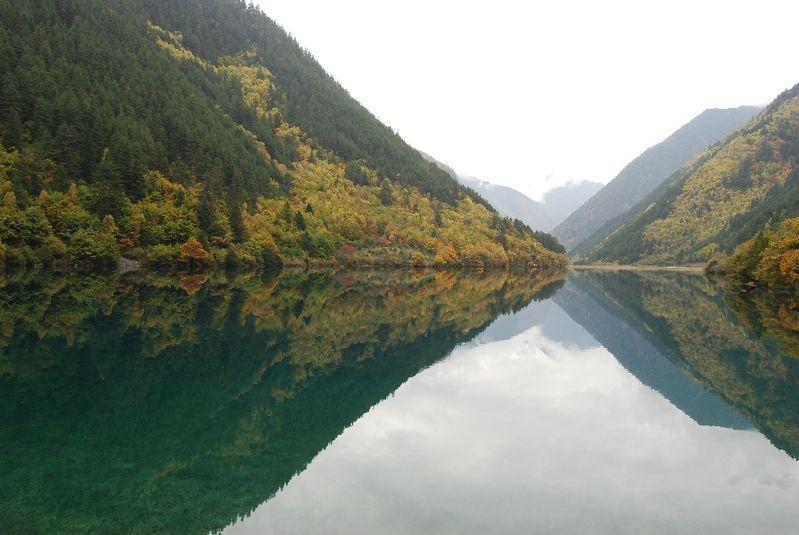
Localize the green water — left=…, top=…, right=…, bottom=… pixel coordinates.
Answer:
left=1, top=269, right=799, bottom=534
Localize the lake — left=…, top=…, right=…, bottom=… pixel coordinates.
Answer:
left=1, top=268, right=798, bottom=534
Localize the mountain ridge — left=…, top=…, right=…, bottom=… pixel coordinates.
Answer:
left=418, top=151, right=601, bottom=231
left=583, top=83, right=799, bottom=266
left=0, top=0, right=566, bottom=271
left=554, top=105, right=762, bottom=251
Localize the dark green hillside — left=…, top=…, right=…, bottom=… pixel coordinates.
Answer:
left=0, top=0, right=566, bottom=270
left=0, top=0, right=286, bottom=201
left=140, top=0, right=466, bottom=203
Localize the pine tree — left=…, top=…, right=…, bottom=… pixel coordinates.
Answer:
left=294, top=210, right=306, bottom=231
left=379, top=179, right=393, bottom=206
left=198, top=188, right=215, bottom=235
left=229, top=201, right=246, bottom=242
left=2, top=109, right=23, bottom=148
left=280, top=200, right=292, bottom=223
left=91, top=154, right=126, bottom=218
left=434, top=204, right=443, bottom=227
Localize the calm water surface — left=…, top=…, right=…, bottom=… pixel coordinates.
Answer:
left=2, top=269, right=799, bottom=533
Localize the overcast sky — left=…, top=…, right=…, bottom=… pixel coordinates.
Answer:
left=256, top=0, right=798, bottom=199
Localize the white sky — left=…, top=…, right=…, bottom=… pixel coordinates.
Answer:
left=256, top=0, right=799, bottom=199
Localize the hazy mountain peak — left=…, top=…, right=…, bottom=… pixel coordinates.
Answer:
left=419, top=151, right=602, bottom=231
left=553, top=105, right=762, bottom=251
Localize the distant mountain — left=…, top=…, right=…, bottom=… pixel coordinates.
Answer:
left=456, top=175, right=555, bottom=230
left=553, top=106, right=762, bottom=251
left=585, top=83, right=799, bottom=268
left=459, top=177, right=602, bottom=231
left=541, top=181, right=603, bottom=225
left=419, top=152, right=600, bottom=231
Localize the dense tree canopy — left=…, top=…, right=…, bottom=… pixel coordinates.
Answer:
left=0, top=0, right=565, bottom=271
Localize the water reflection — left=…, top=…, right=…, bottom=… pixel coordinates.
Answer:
left=0, top=268, right=562, bottom=534
left=2, top=268, right=799, bottom=533
left=561, top=270, right=799, bottom=458
left=227, top=270, right=799, bottom=535
left=555, top=272, right=752, bottom=429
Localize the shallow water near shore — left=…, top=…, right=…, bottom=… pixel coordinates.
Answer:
left=1, top=268, right=798, bottom=533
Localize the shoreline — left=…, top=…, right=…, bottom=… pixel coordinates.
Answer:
left=570, top=264, right=706, bottom=273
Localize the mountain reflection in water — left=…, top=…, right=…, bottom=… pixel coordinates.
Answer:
left=2, top=268, right=799, bottom=534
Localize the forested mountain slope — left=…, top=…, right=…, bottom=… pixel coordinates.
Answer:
left=554, top=106, right=761, bottom=250
left=585, top=83, right=799, bottom=266
left=0, top=0, right=565, bottom=270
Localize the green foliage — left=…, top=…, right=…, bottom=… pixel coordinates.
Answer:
left=259, top=238, right=282, bottom=269
left=532, top=230, right=566, bottom=254
left=722, top=217, right=799, bottom=287
left=434, top=204, right=443, bottom=227
left=0, top=0, right=562, bottom=271
left=586, top=84, right=799, bottom=265
left=69, top=228, right=119, bottom=265
left=280, top=200, right=292, bottom=224
left=723, top=233, right=770, bottom=281
left=197, top=188, right=215, bottom=236
left=38, top=186, right=99, bottom=240
left=0, top=198, right=52, bottom=246
left=36, top=235, right=68, bottom=264
left=379, top=179, right=394, bottom=206
left=229, top=201, right=246, bottom=242
left=147, top=243, right=181, bottom=267
left=345, top=161, right=369, bottom=186
left=293, top=210, right=306, bottom=231
left=140, top=0, right=490, bottom=206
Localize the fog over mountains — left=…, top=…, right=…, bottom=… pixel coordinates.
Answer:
left=419, top=152, right=602, bottom=232
left=553, top=106, right=763, bottom=250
